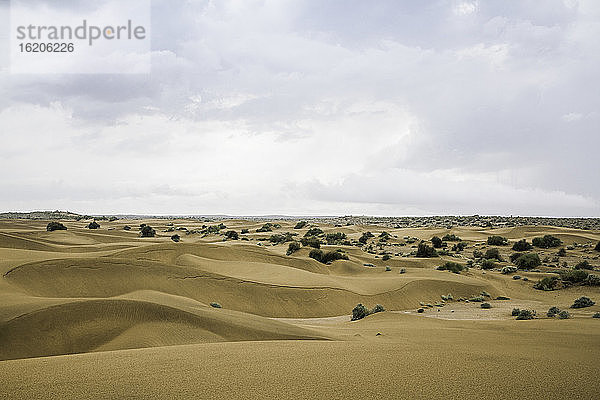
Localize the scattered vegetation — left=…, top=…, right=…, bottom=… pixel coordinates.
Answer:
left=46, top=222, right=67, bottom=231
left=596, top=241, right=600, bottom=252
left=382, top=254, right=391, bottom=261
left=571, top=296, right=595, bottom=309
left=304, top=227, right=324, bottom=237
left=574, top=260, right=593, bottom=270
left=300, top=236, right=321, bottom=249
left=225, top=230, right=239, bottom=240
left=487, top=236, right=508, bottom=246
left=512, top=253, right=541, bottom=270
left=325, top=232, right=347, bottom=245
left=532, top=235, right=562, bottom=248
left=560, top=269, right=589, bottom=283
left=557, top=247, right=566, bottom=257
left=593, top=312, right=600, bottom=319
left=442, top=234, right=461, bottom=242
left=416, top=242, right=438, bottom=258
left=451, top=242, right=467, bottom=252
left=501, top=266, right=517, bottom=274
left=431, top=236, right=443, bottom=248
left=293, top=221, right=307, bottom=229
left=269, top=232, right=295, bottom=244
left=533, top=276, right=559, bottom=291
left=257, top=223, right=278, bottom=233
left=437, top=261, right=465, bottom=274
left=472, top=249, right=483, bottom=259
left=558, top=310, right=571, bottom=319
left=87, top=221, right=100, bottom=229
left=512, top=239, right=533, bottom=251
left=359, top=231, right=374, bottom=244
left=484, top=248, right=502, bottom=261
left=481, top=259, right=496, bottom=270
left=515, top=309, right=536, bottom=320
left=309, top=249, right=349, bottom=264
left=286, top=241, right=301, bottom=255
left=547, top=306, right=561, bottom=317
left=140, top=225, right=156, bottom=237
left=351, top=303, right=385, bottom=321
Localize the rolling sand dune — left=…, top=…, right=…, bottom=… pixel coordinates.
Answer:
left=1, top=219, right=599, bottom=398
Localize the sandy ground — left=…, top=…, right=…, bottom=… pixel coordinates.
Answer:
left=0, top=219, right=599, bottom=399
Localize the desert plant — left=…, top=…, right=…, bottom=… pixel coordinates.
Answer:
left=241, top=228, right=249, bottom=234
left=571, top=296, right=595, bottom=309
left=286, top=241, right=301, bottom=255
left=516, top=309, right=536, bottom=320
left=487, top=236, right=508, bottom=246
left=481, top=259, right=496, bottom=270
left=532, top=235, right=562, bottom=248
left=304, top=227, right=324, bottom=237
left=469, top=296, right=484, bottom=302
left=351, top=303, right=370, bottom=321
left=371, top=304, right=385, bottom=314
left=46, top=222, right=67, bottom=231
left=379, top=231, right=392, bottom=241
left=437, top=261, right=465, bottom=274
left=325, top=232, right=347, bottom=245
left=309, top=249, right=348, bottom=264
left=511, top=308, right=521, bottom=316
left=359, top=231, right=374, bottom=244
left=473, top=249, right=483, bottom=258
left=300, top=236, right=321, bottom=249
left=533, top=276, right=559, bottom=291
left=417, top=242, right=438, bottom=258
left=170, top=234, right=180, bottom=242
left=294, top=221, right=307, bottom=229
left=140, top=225, right=156, bottom=237
left=382, top=254, right=391, bottom=261
left=560, top=269, right=588, bottom=283
left=385, top=266, right=392, bottom=271
left=557, top=248, right=567, bottom=257
left=547, top=306, right=561, bottom=317
left=595, top=241, right=600, bottom=252
left=574, top=260, right=593, bottom=270
left=269, top=232, right=294, bottom=244
left=225, top=230, right=239, bottom=240
left=87, top=221, right=100, bottom=229
left=123, top=225, right=131, bottom=231
left=431, top=236, right=443, bottom=248
left=484, top=248, right=503, bottom=261
left=558, top=310, right=571, bottom=319
left=256, top=223, right=275, bottom=233
left=512, top=239, right=533, bottom=251
left=593, top=312, right=600, bottom=318
left=442, top=234, right=461, bottom=242
left=452, top=242, right=467, bottom=252
left=210, top=302, right=222, bottom=308
left=481, top=303, right=491, bottom=309
left=399, top=268, right=406, bottom=274
left=513, top=275, right=522, bottom=280
left=513, top=253, right=541, bottom=270
left=586, top=274, right=600, bottom=286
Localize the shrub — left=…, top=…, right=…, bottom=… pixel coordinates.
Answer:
left=269, top=233, right=294, bottom=244
left=571, top=296, right=595, bottom=309
left=382, top=254, right=391, bottom=261
left=379, top=231, right=392, bottom=241
left=371, top=304, right=385, bottom=314
left=558, top=310, right=571, bottom=319
left=359, top=231, right=374, bottom=244
left=256, top=223, right=275, bottom=233
left=294, top=221, right=307, bottom=229
left=437, top=262, right=465, bottom=274
left=442, top=234, right=461, bottom=242
left=351, top=304, right=370, bottom=321
left=512, top=239, right=533, bottom=251
left=488, top=236, right=508, bottom=246
left=431, top=236, right=443, bottom=248
left=574, top=260, right=593, bottom=270
left=533, top=276, right=559, bottom=291
left=473, top=249, right=483, bottom=258
left=547, top=306, right=561, bottom=317
left=481, top=302, right=491, bottom=309
left=417, top=308, right=425, bottom=313
left=46, top=222, right=67, bottom=231
left=87, top=221, right=100, bottom=229
left=516, top=309, right=536, bottom=320
left=225, top=231, right=239, bottom=240
left=593, top=312, right=600, bottom=318
left=513, top=253, right=541, bottom=270
left=416, top=242, right=438, bottom=258
left=399, top=268, right=406, bottom=274
left=241, top=228, right=249, bottom=234
left=484, top=248, right=502, bottom=261
left=596, top=241, right=600, bottom=252
left=452, top=242, right=467, bottom=252
left=511, top=308, right=521, bottom=316
left=123, top=225, right=131, bottom=231
left=326, top=232, right=347, bottom=245
left=532, top=235, right=562, bottom=248
left=304, top=227, right=324, bottom=237
left=170, top=234, right=180, bottom=242
left=496, top=296, right=510, bottom=300
left=210, top=302, right=222, bottom=308
left=481, top=259, right=496, bottom=270
left=300, top=236, right=321, bottom=249
left=560, top=269, right=588, bottom=283
left=309, top=249, right=348, bottom=264
left=557, top=248, right=566, bottom=257
left=470, top=296, right=484, bottom=302
left=385, top=266, right=392, bottom=271
left=286, top=241, right=301, bottom=255
left=140, top=225, right=156, bottom=237
left=586, top=274, right=600, bottom=286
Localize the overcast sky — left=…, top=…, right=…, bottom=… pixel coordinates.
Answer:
left=0, top=0, right=599, bottom=216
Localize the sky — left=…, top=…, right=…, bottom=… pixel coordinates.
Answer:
left=0, top=0, right=599, bottom=216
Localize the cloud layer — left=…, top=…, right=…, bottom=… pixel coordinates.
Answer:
left=0, top=0, right=598, bottom=216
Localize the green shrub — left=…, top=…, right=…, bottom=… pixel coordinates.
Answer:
left=442, top=234, right=461, bottom=242
left=170, top=234, right=180, bottom=242
left=452, top=242, right=467, bottom=252
left=359, top=231, right=374, bottom=244
left=286, top=241, right=301, bottom=255
left=304, top=227, right=324, bottom=237
left=87, top=221, right=100, bottom=229
left=574, top=260, right=593, bottom=270
left=210, top=302, right=222, bottom=308
left=586, top=274, right=600, bottom=286
left=300, top=236, right=321, bottom=248
left=481, top=259, right=496, bottom=270
left=511, top=308, right=521, bottom=316
left=294, top=221, right=307, bottom=229
left=123, top=225, right=131, bottom=231
left=481, top=302, right=491, bottom=309
left=431, top=236, right=443, bottom=248
left=379, top=232, right=392, bottom=241
left=532, top=235, right=562, bottom=248
left=473, top=249, right=483, bottom=258
left=558, top=310, right=571, bottom=319
left=351, top=303, right=370, bottom=321
left=547, top=306, right=561, bottom=317
left=487, top=236, right=508, bottom=246
left=496, top=296, right=511, bottom=300
left=382, top=254, right=391, bottom=261
left=437, top=262, right=465, bottom=274
left=140, top=225, right=155, bottom=237
left=593, top=312, right=600, bottom=318
left=309, top=249, right=348, bottom=264
left=571, top=296, right=595, bottom=308
left=484, top=248, right=502, bottom=261
left=225, top=230, right=239, bottom=240
left=512, top=239, right=532, bottom=251
left=560, top=269, right=588, bottom=283
left=595, top=241, right=600, bottom=252
left=557, top=248, right=566, bottom=257
left=513, top=253, right=541, bottom=269
left=46, top=222, right=67, bottom=231
left=533, top=276, right=559, bottom=291
left=241, top=228, right=249, bottom=234
left=417, top=242, right=438, bottom=258
left=371, top=304, right=385, bottom=314
left=256, top=223, right=276, bottom=233
left=516, top=309, right=536, bottom=320
left=269, top=232, right=294, bottom=244
left=470, top=296, right=484, bottom=302
left=326, top=232, right=347, bottom=245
